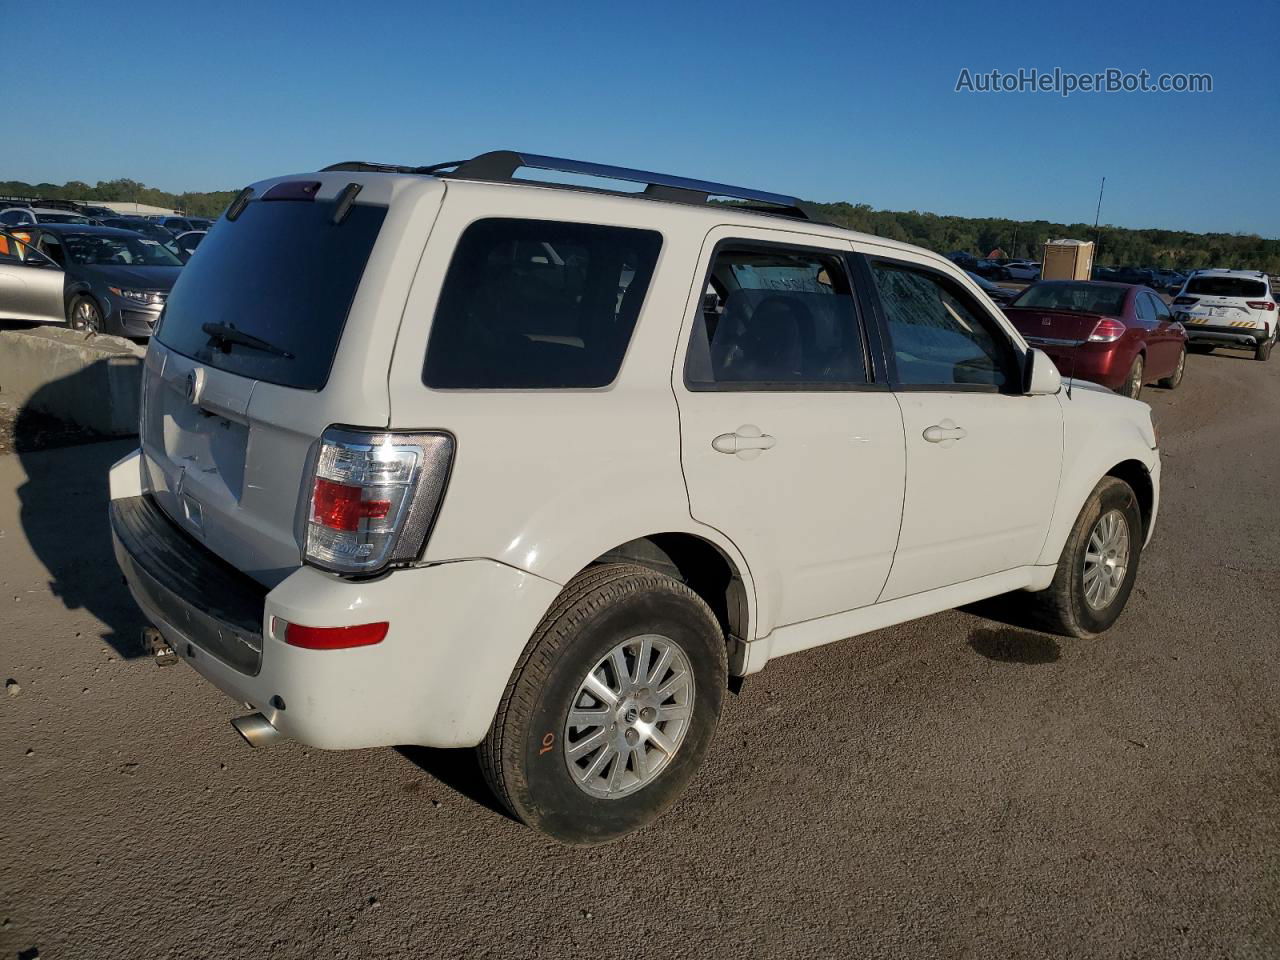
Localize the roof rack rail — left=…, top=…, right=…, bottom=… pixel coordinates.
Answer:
left=324, top=151, right=813, bottom=220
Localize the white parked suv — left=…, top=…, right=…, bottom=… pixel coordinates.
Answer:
left=1171, top=269, right=1277, bottom=361
left=109, top=152, right=1161, bottom=843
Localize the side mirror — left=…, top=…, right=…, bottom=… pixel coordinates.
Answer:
left=24, top=251, right=59, bottom=269
left=1024, top=348, right=1062, bottom=396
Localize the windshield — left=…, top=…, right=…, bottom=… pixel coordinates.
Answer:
left=62, top=233, right=183, bottom=266
left=1011, top=282, right=1129, bottom=315
left=156, top=198, right=386, bottom=390
left=1186, top=276, right=1267, bottom=298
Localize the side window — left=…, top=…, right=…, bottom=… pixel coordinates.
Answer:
left=1135, top=294, right=1155, bottom=323
left=685, top=245, right=867, bottom=388
left=1148, top=293, right=1170, bottom=322
left=870, top=262, right=1016, bottom=389
left=38, top=235, right=65, bottom=267
left=423, top=218, right=662, bottom=389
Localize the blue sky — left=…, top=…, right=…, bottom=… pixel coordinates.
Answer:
left=4, top=0, right=1277, bottom=235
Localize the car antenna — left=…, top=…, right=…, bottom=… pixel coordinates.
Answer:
left=1066, top=350, right=1076, bottom=399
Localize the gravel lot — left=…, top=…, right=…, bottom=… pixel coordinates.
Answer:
left=2, top=349, right=1278, bottom=959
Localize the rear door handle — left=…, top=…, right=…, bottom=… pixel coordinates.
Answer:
left=922, top=420, right=967, bottom=445
left=712, top=425, right=776, bottom=459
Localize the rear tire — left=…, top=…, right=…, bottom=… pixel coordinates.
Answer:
left=1255, top=332, right=1274, bottom=362
left=1158, top=346, right=1186, bottom=389
left=479, top=563, right=727, bottom=845
left=1021, top=477, right=1144, bottom=638
left=1121, top=355, right=1144, bottom=399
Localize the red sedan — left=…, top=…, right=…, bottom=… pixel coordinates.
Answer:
left=1004, top=280, right=1188, bottom=399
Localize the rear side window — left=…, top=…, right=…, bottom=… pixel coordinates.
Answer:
left=685, top=245, right=867, bottom=388
left=1186, top=276, right=1267, bottom=298
left=423, top=219, right=662, bottom=389
left=156, top=198, right=386, bottom=390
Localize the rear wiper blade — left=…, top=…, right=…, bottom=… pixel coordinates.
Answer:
left=201, top=322, right=294, bottom=359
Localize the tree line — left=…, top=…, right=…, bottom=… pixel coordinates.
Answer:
left=806, top=201, right=1280, bottom=274
left=3, top=177, right=1276, bottom=273
left=0, top=178, right=239, bottom=219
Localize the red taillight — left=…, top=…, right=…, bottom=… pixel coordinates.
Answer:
left=1172, top=296, right=1199, bottom=306
left=311, top=477, right=390, bottom=533
left=1088, top=317, right=1127, bottom=343
left=284, top=621, right=389, bottom=650
left=1246, top=301, right=1275, bottom=311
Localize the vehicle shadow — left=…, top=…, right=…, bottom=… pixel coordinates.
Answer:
left=395, top=746, right=519, bottom=822
left=966, top=626, right=1060, bottom=664
left=13, top=364, right=146, bottom=659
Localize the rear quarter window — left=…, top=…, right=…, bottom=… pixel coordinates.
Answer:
left=423, top=218, right=662, bottom=389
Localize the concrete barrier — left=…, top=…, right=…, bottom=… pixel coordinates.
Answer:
left=0, top=327, right=145, bottom=436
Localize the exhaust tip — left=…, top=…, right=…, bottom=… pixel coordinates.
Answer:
left=231, top=712, right=281, bottom=749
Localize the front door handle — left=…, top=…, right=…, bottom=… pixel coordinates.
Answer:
left=922, top=420, right=967, bottom=446
left=712, top=424, right=776, bottom=460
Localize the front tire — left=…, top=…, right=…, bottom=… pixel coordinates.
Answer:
left=1158, top=346, right=1186, bottom=389
left=1023, top=476, right=1144, bottom=638
left=479, top=563, right=727, bottom=845
left=68, top=295, right=104, bottom=334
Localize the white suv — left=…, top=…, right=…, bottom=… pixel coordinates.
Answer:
left=1172, top=269, right=1277, bottom=361
left=109, top=152, right=1160, bottom=843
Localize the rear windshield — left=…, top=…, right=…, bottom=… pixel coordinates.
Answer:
left=1185, top=276, right=1267, bottom=298
left=1010, top=282, right=1128, bottom=315
left=423, top=218, right=662, bottom=389
left=156, top=198, right=386, bottom=390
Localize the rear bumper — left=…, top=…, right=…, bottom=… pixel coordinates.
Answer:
left=1178, top=320, right=1267, bottom=347
left=108, top=452, right=562, bottom=750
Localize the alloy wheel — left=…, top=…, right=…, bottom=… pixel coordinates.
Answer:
left=1082, top=509, right=1131, bottom=610
left=563, top=634, right=695, bottom=799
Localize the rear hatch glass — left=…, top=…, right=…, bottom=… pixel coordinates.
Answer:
left=155, top=198, right=387, bottom=390
left=1185, top=277, right=1267, bottom=298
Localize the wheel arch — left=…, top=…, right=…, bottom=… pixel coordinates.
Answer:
left=1106, top=459, right=1154, bottom=540
left=582, top=532, right=754, bottom=675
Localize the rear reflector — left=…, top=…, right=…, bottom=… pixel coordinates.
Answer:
left=1246, top=301, right=1275, bottom=311
left=284, top=621, right=389, bottom=650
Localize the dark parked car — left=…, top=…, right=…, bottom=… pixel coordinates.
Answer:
left=966, top=270, right=1018, bottom=306
left=1107, top=267, right=1161, bottom=290
left=0, top=224, right=182, bottom=337
left=171, top=230, right=206, bottom=261
left=1004, top=280, right=1187, bottom=399
left=100, top=217, right=180, bottom=244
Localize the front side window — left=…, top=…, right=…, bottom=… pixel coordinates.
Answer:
left=871, top=262, right=1015, bottom=389
left=685, top=245, right=867, bottom=388
left=424, top=218, right=662, bottom=389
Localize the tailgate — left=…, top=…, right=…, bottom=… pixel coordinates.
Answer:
left=142, top=173, right=444, bottom=586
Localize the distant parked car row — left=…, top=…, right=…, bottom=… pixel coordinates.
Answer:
left=1092, top=266, right=1187, bottom=294
left=946, top=251, right=1041, bottom=282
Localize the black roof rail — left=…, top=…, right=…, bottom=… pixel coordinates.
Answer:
left=323, top=151, right=814, bottom=221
